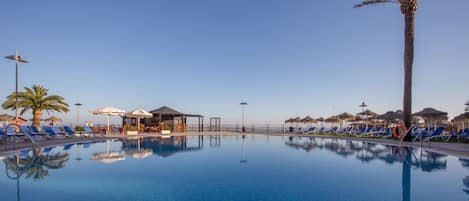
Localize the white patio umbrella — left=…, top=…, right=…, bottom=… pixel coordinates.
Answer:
left=124, top=109, right=153, bottom=132
left=90, top=107, right=125, bottom=134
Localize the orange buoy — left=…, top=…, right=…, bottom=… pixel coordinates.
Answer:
left=392, top=123, right=408, bottom=140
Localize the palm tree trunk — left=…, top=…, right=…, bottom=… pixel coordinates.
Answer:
left=32, top=109, right=42, bottom=128
left=402, top=7, right=416, bottom=141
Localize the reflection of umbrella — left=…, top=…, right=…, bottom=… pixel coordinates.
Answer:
left=125, top=109, right=153, bottom=131
left=123, top=138, right=153, bottom=159
left=91, top=140, right=125, bottom=163
left=90, top=107, right=125, bottom=134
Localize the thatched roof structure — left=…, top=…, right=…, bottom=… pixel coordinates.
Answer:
left=337, top=112, right=355, bottom=120
left=301, top=116, right=316, bottom=123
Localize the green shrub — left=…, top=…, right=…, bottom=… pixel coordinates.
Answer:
left=75, top=126, right=85, bottom=132
left=127, top=126, right=138, bottom=131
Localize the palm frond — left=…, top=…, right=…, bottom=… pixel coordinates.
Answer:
left=354, top=0, right=399, bottom=8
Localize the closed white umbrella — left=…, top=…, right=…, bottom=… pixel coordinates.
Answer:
left=124, top=109, right=153, bottom=132
left=90, top=107, right=125, bottom=134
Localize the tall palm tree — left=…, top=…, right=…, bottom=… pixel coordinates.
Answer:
left=354, top=0, right=418, bottom=141
left=2, top=85, right=70, bottom=128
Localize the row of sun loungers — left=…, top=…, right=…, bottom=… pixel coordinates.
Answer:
left=0, top=125, right=104, bottom=144
left=291, top=126, right=469, bottom=143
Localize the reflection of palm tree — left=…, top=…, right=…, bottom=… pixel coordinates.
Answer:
left=4, top=148, right=70, bottom=180
left=463, top=176, right=469, bottom=196
left=3, top=148, right=69, bottom=201
left=460, top=158, right=469, bottom=168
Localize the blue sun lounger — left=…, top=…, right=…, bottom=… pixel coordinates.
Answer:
left=43, top=126, right=69, bottom=137
left=63, top=126, right=76, bottom=135
left=413, top=127, right=445, bottom=141
left=456, top=129, right=469, bottom=143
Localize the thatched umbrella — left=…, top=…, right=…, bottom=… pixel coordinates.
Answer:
left=377, top=110, right=403, bottom=125
left=337, top=112, right=355, bottom=121
left=337, top=112, right=355, bottom=128
left=45, top=116, right=63, bottom=126
left=357, top=109, right=378, bottom=118
left=357, top=109, right=377, bottom=128
left=0, top=114, right=14, bottom=127
left=291, top=116, right=302, bottom=127
left=413, top=108, right=448, bottom=127
left=0, top=114, right=14, bottom=121
left=325, top=116, right=340, bottom=128
left=301, top=116, right=316, bottom=124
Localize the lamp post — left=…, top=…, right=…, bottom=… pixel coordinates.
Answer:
left=4, top=50, right=28, bottom=122
left=465, top=100, right=469, bottom=128
left=240, top=102, right=248, bottom=132
left=359, top=102, right=368, bottom=128
left=74, top=103, right=83, bottom=126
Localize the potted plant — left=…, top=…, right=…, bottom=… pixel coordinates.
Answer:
left=161, top=124, right=171, bottom=134
left=126, top=126, right=138, bottom=135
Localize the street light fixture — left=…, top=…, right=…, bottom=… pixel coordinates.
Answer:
left=4, top=50, right=28, bottom=121
left=359, top=101, right=368, bottom=128
left=74, top=103, right=83, bottom=125
left=240, top=102, right=248, bottom=133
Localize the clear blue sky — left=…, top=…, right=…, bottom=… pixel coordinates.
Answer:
left=1, top=0, right=468, bottom=125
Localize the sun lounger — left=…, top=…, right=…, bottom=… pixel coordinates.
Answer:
left=43, top=126, right=69, bottom=138
left=457, top=129, right=469, bottom=143
left=413, top=127, right=445, bottom=142
left=18, top=125, right=48, bottom=141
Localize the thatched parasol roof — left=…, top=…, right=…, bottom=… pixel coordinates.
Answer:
left=413, top=108, right=448, bottom=119
left=377, top=110, right=403, bottom=121
left=301, top=116, right=316, bottom=123
left=293, top=116, right=302, bottom=123
left=325, top=116, right=340, bottom=123
left=316, top=117, right=325, bottom=122
left=337, top=112, right=355, bottom=120
left=0, top=114, right=14, bottom=121
left=357, top=109, right=378, bottom=117
left=45, top=116, right=63, bottom=122
left=452, top=112, right=469, bottom=122
left=284, top=118, right=295, bottom=123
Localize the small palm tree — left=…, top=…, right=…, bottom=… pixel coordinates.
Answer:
left=354, top=0, right=418, bottom=141
left=2, top=85, right=70, bottom=128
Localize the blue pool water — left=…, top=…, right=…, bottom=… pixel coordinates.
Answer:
left=0, top=135, right=468, bottom=201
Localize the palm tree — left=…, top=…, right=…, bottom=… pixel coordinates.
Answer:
left=2, top=85, right=70, bottom=128
left=354, top=0, right=418, bottom=141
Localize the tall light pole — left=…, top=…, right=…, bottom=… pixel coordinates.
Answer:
left=465, top=100, right=469, bottom=129
left=359, top=102, right=368, bottom=128
left=75, top=103, right=83, bottom=126
left=240, top=102, right=248, bottom=132
left=5, top=50, right=28, bottom=122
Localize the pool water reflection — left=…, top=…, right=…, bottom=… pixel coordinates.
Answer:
left=0, top=135, right=468, bottom=201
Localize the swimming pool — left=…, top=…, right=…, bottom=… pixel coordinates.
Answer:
left=0, top=135, right=468, bottom=201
